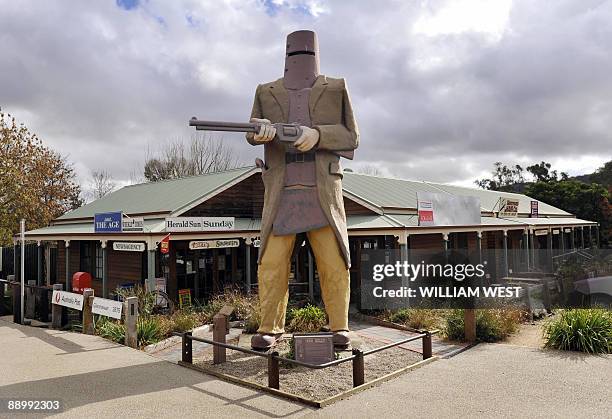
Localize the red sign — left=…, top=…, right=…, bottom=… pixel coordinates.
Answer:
left=159, top=234, right=171, bottom=254
left=419, top=210, right=434, bottom=223
left=530, top=200, right=539, bottom=218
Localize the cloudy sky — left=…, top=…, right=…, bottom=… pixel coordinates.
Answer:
left=1, top=0, right=611, bottom=190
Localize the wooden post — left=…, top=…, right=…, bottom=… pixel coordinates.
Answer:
left=25, top=280, right=36, bottom=319
left=268, top=352, right=280, bottom=389
left=0, top=282, right=5, bottom=316
left=352, top=349, right=365, bottom=387
left=82, top=288, right=94, bottom=335
left=39, top=287, right=49, bottom=323
left=182, top=331, right=193, bottom=364
left=422, top=332, right=433, bottom=359
left=51, top=283, right=64, bottom=329
left=464, top=309, right=476, bottom=343
left=124, top=296, right=138, bottom=348
left=213, top=313, right=227, bottom=364
left=12, top=282, right=21, bottom=324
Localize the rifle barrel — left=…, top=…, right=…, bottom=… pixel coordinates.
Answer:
left=189, top=119, right=258, bottom=133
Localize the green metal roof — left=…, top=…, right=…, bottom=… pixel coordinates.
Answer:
left=342, top=172, right=571, bottom=216
left=58, top=167, right=257, bottom=220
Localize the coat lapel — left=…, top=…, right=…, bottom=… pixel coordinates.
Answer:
left=309, top=75, right=328, bottom=116
left=268, top=78, right=289, bottom=122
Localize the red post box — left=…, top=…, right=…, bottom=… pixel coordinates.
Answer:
left=72, top=272, right=92, bottom=294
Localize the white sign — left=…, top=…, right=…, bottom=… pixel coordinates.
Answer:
left=122, top=217, right=144, bottom=232
left=165, top=217, right=235, bottom=232
left=92, top=297, right=123, bottom=319
left=52, top=290, right=84, bottom=310
left=564, top=228, right=572, bottom=233
left=417, top=192, right=481, bottom=227
left=535, top=229, right=549, bottom=236
left=189, top=239, right=240, bottom=250
left=113, top=242, right=146, bottom=252
left=499, top=198, right=520, bottom=217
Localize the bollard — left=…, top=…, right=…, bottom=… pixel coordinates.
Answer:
left=268, top=352, right=280, bottom=389
left=13, top=283, right=21, bottom=324
left=51, top=284, right=64, bottom=329
left=182, top=331, right=193, bottom=364
left=464, top=309, right=476, bottom=343
left=213, top=313, right=228, bottom=364
left=352, top=349, right=365, bottom=387
left=26, top=280, right=36, bottom=319
left=422, top=332, right=433, bottom=359
left=124, top=297, right=138, bottom=348
left=0, top=282, right=5, bottom=316
left=82, top=288, right=94, bottom=335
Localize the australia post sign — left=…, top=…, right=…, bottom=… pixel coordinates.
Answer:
left=94, top=212, right=122, bottom=233
left=52, top=290, right=84, bottom=311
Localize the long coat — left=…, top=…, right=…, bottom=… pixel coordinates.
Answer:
left=246, top=75, right=359, bottom=268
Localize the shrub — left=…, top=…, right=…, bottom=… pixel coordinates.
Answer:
left=95, top=317, right=125, bottom=344
left=444, top=309, right=523, bottom=343
left=170, top=311, right=200, bottom=333
left=286, top=305, right=327, bottom=333
left=197, top=289, right=259, bottom=324
left=243, top=306, right=261, bottom=334
left=387, top=309, right=446, bottom=330
left=137, top=317, right=165, bottom=347
left=543, top=309, right=612, bottom=354
left=115, top=284, right=156, bottom=317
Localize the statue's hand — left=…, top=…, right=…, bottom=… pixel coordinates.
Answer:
left=249, top=118, right=276, bottom=143
left=294, top=126, right=319, bottom=152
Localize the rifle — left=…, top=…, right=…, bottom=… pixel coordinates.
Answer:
left=189, top=118, right=354, bottom=160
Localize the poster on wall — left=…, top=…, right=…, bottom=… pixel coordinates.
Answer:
left=417, top=192, right=481, bottom=227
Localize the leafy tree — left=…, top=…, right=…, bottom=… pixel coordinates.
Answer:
left=0, top=110, right=82, bottom=245
left=590, top=161, right=612, bottom=187
left=475, top=162, right=525, bottom=192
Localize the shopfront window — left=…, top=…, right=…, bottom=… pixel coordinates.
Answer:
left=95, top=244, right=103, bottom=281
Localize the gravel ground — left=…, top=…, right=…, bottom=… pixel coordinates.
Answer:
left=194, top=334, right=423, bottom=401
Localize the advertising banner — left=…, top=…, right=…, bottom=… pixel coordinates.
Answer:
left=165, top=217, right=235, bottom=232
left=189, top=239, right=240, bottom=250
left=530, top=200, right=539, bottom=217
left=94, top=212, right=122, bottom=233
left=417, top=192, right=481, bottom=226
left=499, top=198, right=520, bottom=217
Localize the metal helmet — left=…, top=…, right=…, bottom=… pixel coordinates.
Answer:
left=283, top=30, right=320, bottom=89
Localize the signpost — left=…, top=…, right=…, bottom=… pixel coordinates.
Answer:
left=20, top=219, right=25, bottom=324
left=94, top=212, right=122, bottom=233
left=530, top=200, right=539, bottom=218
left=189, top=239, right=240, bottom=250
left=112, top=242, right=146, bottom=252
left=499, top=198, right=520, bottom=217
left=52, top=290, right=84, bottom=311
left=92, top=297, right=123, bottom=319
left=165, top=217, right=235, bottom=232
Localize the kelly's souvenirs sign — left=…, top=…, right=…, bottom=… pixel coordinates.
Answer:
left=165, top=217, right=235, bottom=232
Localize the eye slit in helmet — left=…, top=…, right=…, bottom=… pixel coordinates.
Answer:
left=287, top=50, right=316, bottom=57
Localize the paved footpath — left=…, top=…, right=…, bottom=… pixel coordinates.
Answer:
left=1, top=317, right=610, bottom=418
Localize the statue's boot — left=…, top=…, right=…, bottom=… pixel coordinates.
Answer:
left=251, top=333, right=282, bottom=351
left=333, top=331, right=351, bottom=350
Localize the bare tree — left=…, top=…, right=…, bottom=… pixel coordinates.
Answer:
left=356, top=164, right=384, bottom=176
left=144, top=134, right=240, bottom=182
left=87, top=170, right=116, bottom=201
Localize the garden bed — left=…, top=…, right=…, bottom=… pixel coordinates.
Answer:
left=192, top=333, right=425, bottom=403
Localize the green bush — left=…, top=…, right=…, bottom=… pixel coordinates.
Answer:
left=137, top=317, right=165, bottom=347
left=243, top=306, right=261, bottom=334
left=444, top=309, right=523, bottom=343
left=286, top=305, right=327, bottom=333
left=387, top=309, right=446, bottom=330
left=95, top=317, right=125, bottom=344
left=543, top=309, right=612, bottom=354
left=170, top=311, right=200, bottom=333
left=115, top=285, right=156, bottom=317
left=197, top=289, right=259, bottom=324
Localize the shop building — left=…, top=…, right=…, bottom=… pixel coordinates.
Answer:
left=19, top=166, right=599, bottom=302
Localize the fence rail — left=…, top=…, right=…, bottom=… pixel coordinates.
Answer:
left=173, top=328, right=438, bottom=389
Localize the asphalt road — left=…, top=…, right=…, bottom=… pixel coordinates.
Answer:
left=1, top=317, right=610, bottom=418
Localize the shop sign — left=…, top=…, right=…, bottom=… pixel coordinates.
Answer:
left=189, top=239, right=240, bottom=250
left=564, top=228, right=572, bottom=233
left=94, top=212, right=122, bottom=233
left=113, top=242, right=145, bottom=252
left=530, top=201, right=539, bottom=218
left=165, top=217, right=235, bottom=232
left=122, top=217, right=144, bottom=232
left=52, top=290, right=84, bottom=311
left=534, top=229, right=549, bottom=236
left=160, top=234, right=171, bottom=254
left=418, top=200, right=434, bottom=225
left=178, top=289, right=192, bottom=309
left=92, top=297, right=123, bottom=319
left=499, top=199, right=519, bottom=217
left=552, top=229, right=560, bottom=235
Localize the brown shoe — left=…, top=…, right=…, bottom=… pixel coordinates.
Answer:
left=251, top=333, right=282, bottom=351
left=332, top=331, right=351, bottom=350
